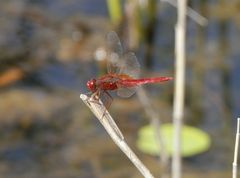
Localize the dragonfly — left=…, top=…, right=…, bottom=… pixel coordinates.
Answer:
left=86, top=31, right=172, bottom=109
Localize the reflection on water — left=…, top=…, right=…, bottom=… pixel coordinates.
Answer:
left=0, top=0, right=239, bottom=177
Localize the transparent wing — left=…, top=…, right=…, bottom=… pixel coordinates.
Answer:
left=106, top=31, right=123, bottom=74
left=106, top=32, right=141, bottom=98
left=116, top=85, right=138, bottom=98
left=99, top=90, right=113, bottom=109
left=119, top=52, right=140, bottom=78
left=106, top=32, right=140, bottom=78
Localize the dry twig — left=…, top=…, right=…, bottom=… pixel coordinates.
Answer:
left=80, top=93, right=155, bottom=178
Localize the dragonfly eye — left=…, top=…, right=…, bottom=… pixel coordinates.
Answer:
left=86, top=79, right=97, bottom=92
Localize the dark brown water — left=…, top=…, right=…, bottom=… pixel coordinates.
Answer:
left=0, top=0, right=239, bottom=177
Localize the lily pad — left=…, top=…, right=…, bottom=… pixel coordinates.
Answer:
left=136, top=123, right=211, bottom=157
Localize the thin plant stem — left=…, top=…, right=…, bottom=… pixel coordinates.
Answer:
left=80, top=94, right=155, bottom=178
left=137, top=87, right=169, bottom=177
left=232, top=117, right=240, bottom=178
left=172, top=0, right=187, bottom=178
left=161, top=0, right=208, bottom=26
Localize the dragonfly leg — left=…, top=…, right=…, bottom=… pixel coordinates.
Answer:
left=86, top=90, right=113, bottom=119
left=84, top=91, right=93, bottom=96
left=87, top=90, right=101, bottom=105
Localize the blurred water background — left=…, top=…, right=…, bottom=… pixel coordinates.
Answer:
left=0, top=0, right=239, bottom=177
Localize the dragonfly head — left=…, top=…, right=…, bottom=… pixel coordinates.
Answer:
left=86, top=78, right=97, bottom=92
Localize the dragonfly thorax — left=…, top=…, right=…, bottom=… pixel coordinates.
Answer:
left=86, top=78, right=97, bottom=92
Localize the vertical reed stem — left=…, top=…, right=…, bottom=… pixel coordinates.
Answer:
left=172, top=0, right=187, bottom=178
left=232, top=118, right=240, bottom=178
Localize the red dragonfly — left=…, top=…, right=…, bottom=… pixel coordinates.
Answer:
left=86, top=31, right=172, bottom=108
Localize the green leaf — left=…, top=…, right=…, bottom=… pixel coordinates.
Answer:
left=106, top=0, right=122, bottom=25
left=136, top=123, right=211, bottom=157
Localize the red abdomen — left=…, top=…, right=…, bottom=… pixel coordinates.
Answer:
left=118, top=77, right=173, bottom=87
